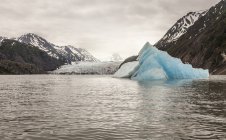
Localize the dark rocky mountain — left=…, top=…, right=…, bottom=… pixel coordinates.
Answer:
left=0, top=36, right=5, bottom=40
left=17, top=33, right=99, bottom=63
left=156, top=10, right=207, bottom=48
left=0, top=33, right=99, bottom=74
left=0, top=36, right=7, bottom=43
left=17, top=33, right=61, bottom=58
left=0, top=39, right=64, bottom=74
left=155, top=0, right=226, bottom=74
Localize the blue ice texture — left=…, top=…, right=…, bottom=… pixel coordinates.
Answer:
left=131, top=42, right=209, bottom=81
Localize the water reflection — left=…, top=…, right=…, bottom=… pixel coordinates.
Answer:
left=136, top=78, right=226, bottom=139
left=0, top=75, right=225, bottom=140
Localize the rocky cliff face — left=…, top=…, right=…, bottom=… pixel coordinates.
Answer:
left=155, top=0, right=226, bottom=74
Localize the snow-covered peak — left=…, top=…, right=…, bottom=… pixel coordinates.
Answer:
left=17, top=33, right=53, bottom=51
left=52, top=45, right=99, bottom=62
left=14, top=33, right=99, bottom=63
left=75, top=48, right=100, bottom=62
left=155, top=10, right=207, bottom=48
left=156, top=0, right=226, bottom=49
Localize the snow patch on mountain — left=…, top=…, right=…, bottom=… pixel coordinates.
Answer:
left=221, top=52, right=226, bottom=62
left=0, top=36, right=8, bottom=46
left=0, top=36, right=7, bottom=42
left=156, top=10, right=207, bottom=48
left=16, top=33, right=99, bottom=63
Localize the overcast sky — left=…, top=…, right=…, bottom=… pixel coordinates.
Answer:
left=0, top=0, right=220, bottom=60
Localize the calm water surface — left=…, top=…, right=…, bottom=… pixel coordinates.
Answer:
left=0, top=75, right=226, bottom=140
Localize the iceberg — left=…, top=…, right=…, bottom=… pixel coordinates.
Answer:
left=114, top=42, right=209, bottom=81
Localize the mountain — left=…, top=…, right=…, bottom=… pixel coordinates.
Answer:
left=156, top=10, right=207, bottom=48
left=17, top=33, right=99, bottom=63
left=0, top=36, right=6, bottom=41
left=17, top=33, right=61, bottom=58
left=155, top=0, right=226, bottom=74
left=0, top=33, right=99, bottom=74
left=0, top=39, right=64, bottom=74
left=0, top=36, right=7, bottom=43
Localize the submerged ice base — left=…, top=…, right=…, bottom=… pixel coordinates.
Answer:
left=114, top=42, right=209, bottom=81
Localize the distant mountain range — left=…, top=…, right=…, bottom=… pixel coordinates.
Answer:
left=155, top=0, right=226, bottom=74
left=0, top=33, right=99, bottom=74
left=1, top=33, right=99, bottom=63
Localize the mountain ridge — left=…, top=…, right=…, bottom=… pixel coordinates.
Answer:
left=155, top=0, right=226, bottom=74
left=16, top=33, right=99, bottom=63
left=155, top=10, right=207, bottom=48
left=0, top=33, right=99, bottom=74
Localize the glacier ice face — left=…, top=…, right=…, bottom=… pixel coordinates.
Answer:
left=53, top=62, right=120, bottom=75
left=115, top=42, right=209, bottom=81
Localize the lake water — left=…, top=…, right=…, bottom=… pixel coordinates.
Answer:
left=0, top=75, right=225, bottom=140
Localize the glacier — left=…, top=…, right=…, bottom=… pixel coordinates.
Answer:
left=114, top=42, right=209, bottom=81
left=52, top=61, right=120, bottom=75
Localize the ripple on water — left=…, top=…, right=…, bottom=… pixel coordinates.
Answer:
left=0, top=75, right=226, bottom=140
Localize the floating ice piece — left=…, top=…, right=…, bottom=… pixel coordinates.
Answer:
left=115, top=42, right=209, bottom=81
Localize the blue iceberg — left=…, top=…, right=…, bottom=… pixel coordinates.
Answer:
left=115, top=42, right=209, bottom=81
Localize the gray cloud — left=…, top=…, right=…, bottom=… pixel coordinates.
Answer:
left=0, top=0, right=220, bottom=60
